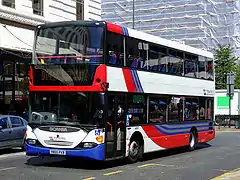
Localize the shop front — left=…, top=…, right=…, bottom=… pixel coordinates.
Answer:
left=0, top=21, right=34, bottom=117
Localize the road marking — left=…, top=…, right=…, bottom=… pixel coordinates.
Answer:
left=137, top=163, right=174, bottom=168
left=82, top=177, right=96, bottom=180
left=0, top=152, right=25, bottom=160
left=213, top=169, right=229, bottom=172
left=211, top=168, right=240, bottom=180
left=0, top=167, right=16, bottom=172
left=103, top=170, right=123, bottom=176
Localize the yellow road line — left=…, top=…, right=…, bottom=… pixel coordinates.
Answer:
left=211, top=168, right=240, bottom=180
left=82, top=177, right=95, bottom=180
left=103, top=170, right=123, bottom=176
left=138, top=163, right=174, bottom=168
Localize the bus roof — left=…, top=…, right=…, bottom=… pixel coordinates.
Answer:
left=37, top=20, right=214, bottom=59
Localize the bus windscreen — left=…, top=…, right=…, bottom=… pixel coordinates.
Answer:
left=33, top=25, right=104, bottom=65
left=29, top=92, right=105, bottom=127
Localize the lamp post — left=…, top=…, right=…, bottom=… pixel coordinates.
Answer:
left=132, top=0, right=135, bottom=29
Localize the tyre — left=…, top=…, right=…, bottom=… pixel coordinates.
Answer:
left=127, top=139, right=143, bottom=163
left=189, top=131, right=197, bottom=151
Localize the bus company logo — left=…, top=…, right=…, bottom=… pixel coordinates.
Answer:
left=203, top=89, right=206, bottom=95
left=203, top=89, right=214, bottom=95
left=49, top=127, right=68, bottom=132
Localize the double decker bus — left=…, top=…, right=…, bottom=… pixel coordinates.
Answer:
left=25, top=21, right=215, bottom=162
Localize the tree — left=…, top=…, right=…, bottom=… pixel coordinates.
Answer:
left=234, top=64, right=240, bottom=89
left=214, top=44, right=238, bottom=89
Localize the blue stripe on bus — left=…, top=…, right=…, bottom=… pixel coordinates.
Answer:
left=125, top=27, right=129, bottom=36
left=133, top=70, right=144, bottom=92
left=164, top=121, right=210, bottom=126
left=25, top=143, right=105, bottom=161
left=130, top=69, right=140, bottom=92
left=154, top=125, right=209, bottom=135
left=122, top=27, right=126, bottom=36
left=122, top=26, right=129, bottom=36
left=159, top=125, right=210, bottom=131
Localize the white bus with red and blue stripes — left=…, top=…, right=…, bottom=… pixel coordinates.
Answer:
left=25, top=21, right=215, bottom=162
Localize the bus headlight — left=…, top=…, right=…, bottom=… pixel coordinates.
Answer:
left=83, top=142, right=97, bottom=148
left=76, top=142, right=98, bottom=149
left=27, top=139, right=37, bottom=145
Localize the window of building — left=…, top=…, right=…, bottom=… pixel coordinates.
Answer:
left=149, top=96, right=167, bottom=124
left=107, top=32, right=124, bottom=66
left=76, top=0, right=84, bottom=20
left=127, top=94, right=146, bottom=125
left=149, top=44, right=167, bottom=72
left=2, top=0, right=15, bottom=8
left=33, top=0, right=43, bottom=16
left=168, top=49, right=183, bottom=75
left=126, top=37, right=147, bottom=69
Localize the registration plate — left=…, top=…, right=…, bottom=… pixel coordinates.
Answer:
left=49, top=149, right=66, bottom=155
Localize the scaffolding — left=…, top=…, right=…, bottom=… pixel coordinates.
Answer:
left=102, top=0, right=240, bottom=57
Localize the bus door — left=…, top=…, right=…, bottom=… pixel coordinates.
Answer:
left=105, top=94, right=126, bottom=159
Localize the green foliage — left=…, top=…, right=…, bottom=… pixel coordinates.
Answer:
left=235, top=64, right=240, bottom=89
left=214, top=44, right=238, bottom=89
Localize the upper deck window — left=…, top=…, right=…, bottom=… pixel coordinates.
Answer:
left=2, top=0, right=15, bottom=8
left=33, top=25, right=104, bottom=65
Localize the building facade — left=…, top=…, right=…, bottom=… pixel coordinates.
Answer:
left=101, top=0, right=240, bottom=57
left=0, top=0, right=101, bottom=116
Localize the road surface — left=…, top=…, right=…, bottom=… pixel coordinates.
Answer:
left=0, top=131, right=240, bottom=180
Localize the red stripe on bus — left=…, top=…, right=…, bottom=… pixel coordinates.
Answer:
left=29, top=85, right=102, bottom=91
left=106, top=22, right=123, bottom=35
left=142, top=126, right=189, bottom=149
left=122, top=68, right=136, bottom=92
left=38, top=55, right=103, bottom=59
left=29, top=64, right=107, bottom=92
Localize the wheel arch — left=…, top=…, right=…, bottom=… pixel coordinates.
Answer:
left=129, top=131, right=144, bottom=149
left=190, top=126, right=198, bottom=138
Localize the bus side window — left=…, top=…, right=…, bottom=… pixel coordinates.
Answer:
left=126, top=37, right=146, bottom=69
left=168, top=96, right=183, bottom=123
left=149, top=96, right=167, bottom=124
left=127, top=94, right=146, bottom=125
left=107, top=32, right=124, bottom=66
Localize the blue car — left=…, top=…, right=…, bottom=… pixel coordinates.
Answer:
left=0, top=115, right=27, bottom=150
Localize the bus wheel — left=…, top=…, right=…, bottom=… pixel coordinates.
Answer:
left=127, top=139, right=143, bottom=163
left=189, top=131, right=197, bottom=151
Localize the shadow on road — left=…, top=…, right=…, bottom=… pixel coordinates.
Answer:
left=141, top=143, right=211, bottom=161
left=25, top=143, right=211, bottom=170
left=0, top=148, right=24, bottom=155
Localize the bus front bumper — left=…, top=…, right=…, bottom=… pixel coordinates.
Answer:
left=25, top=143, right=105, bottom=161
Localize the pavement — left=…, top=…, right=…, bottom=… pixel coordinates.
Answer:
left=0, top=131, right=240, bottom=180
left=211, top=168, right=240, bottom=180
left=215, top=126, right=240, bottom=132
